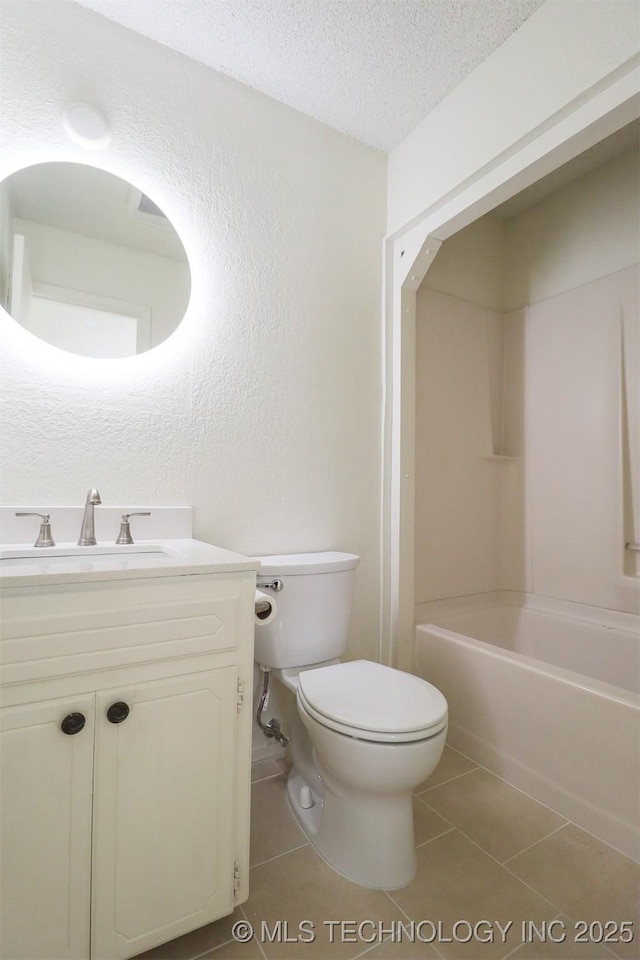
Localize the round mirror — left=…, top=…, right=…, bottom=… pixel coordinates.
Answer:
left=0, top=162, right=191, bottom=358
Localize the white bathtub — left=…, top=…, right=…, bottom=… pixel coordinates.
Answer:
left=415, top=601, right=640, bottom=861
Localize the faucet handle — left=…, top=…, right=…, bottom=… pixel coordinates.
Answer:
left=15, top=512, right=56, bottom=547
left=115, top=512, right=151, bottom=545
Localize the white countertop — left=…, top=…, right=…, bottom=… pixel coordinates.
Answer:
left=0, top=539, right=260, bottom=588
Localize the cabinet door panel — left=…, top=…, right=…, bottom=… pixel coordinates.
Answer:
left=0, top=696, right=94, bottom=960
left=92, top=669, right=238, bottom=960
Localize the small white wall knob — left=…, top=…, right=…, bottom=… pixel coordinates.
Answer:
left=62, top=102, right=111, bottom=149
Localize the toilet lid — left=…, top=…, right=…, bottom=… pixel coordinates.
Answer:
left=297, top=660, right=448, bottom=743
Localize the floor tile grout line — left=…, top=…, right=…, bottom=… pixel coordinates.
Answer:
left=193, top=936, right=235, bottom=960
left=413, top=793, right=456, bottom=824
left=417, top=763, right=638, bottom=867
left=412, top=822, right=460, bottom=852
left=483, top=846, right=569, bottom=918
left=415, top=792, right=570, bottom=876
left=418, top=748, right=586, bottom=832
left=251, top=772, right=284, bottom=785
left=169, top=905, right=261, bottom=960
left=423, top=822, right=569, bottom=919
left=383, top=889, right=447, bottom=960
left=383, top=834, right=595, bottom=960
left=250, top=763, right=284, bottom=779
left=540, top=907, right=629, bottom=960
left=352, top=929, right=444, bottom=960
left=416, top=750, right=640, bottom=866
left=240, top=902, right=268, bottom=960
left=413, top=796, right=456, bottom=830
left=416, top=765, right=480, bottom=795
left=440, top=757, right=579, bottom=824
left=502, top=821, right=569, bottom=865
left=415, top=824, right=456, bottom=849
left=249, top=840, right=310, bottom=870
left=532, top=813, right=640, bottom=867
left=441, top=743, right=478, bottom=764
left=500, top=910, right=565, bottom=960
left=186, top=934, right=237, bottom=960
left=500, top=911, right=621, bottom=960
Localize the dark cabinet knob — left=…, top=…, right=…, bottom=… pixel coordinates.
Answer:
left=61, top=712, right=86, bottom=735
left=107, top=701, right=130, bottom=724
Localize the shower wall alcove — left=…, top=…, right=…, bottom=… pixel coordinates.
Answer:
left=407, top=125, right=640, bottom=858
left=383, top=113, right=640, bottom=860
left=380, top=72, right=640, bottom=674
left=414, top=122, right=640, bottom=618
left=379, top=50, right=640, bottom=861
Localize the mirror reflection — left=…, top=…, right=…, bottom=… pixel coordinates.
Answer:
left=0, top=162, right=191, bottom=358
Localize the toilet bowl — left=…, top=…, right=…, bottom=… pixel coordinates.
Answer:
left=254, top=552, right=448, bottom=889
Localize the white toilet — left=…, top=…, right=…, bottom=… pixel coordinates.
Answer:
left=254, top=551, right=448, bottom=889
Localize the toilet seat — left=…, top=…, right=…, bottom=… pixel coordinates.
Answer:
left=297, top=660, right=448, bottom=743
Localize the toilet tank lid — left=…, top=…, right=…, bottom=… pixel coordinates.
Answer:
left=255, top=551, right=359, bottom=575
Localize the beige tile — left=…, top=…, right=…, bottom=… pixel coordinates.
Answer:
left=244, top=843, right=408, bottom=959
left=251, top=759, right=282, bottom=783
left=413, top=796, right=452, bottom=847
left=357, top=935, right=439, bottom=959
left=509, top=916, right=616, bottom=960
left=274, top=754, right=293, bottom=776
left=420, top=767, right=566, bottom=862
left=415, top=746, right=478, bottom=792
left=508, top=825, right=640, bottom=960
left=202, top=938, right=265, bottom=960
left=132, top=908, right=244, bottom=959
left=250, top=775, right=307, bottom=866
left=390, top=830, right=558, bottom=959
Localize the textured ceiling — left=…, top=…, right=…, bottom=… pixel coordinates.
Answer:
left=72, top=0, right=545, bottom=152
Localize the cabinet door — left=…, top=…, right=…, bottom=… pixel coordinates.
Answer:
left=0, top=696, right=94, bottom=960
left=92, top=668, right=238, bottom=960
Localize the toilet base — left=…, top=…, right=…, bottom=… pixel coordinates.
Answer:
left=286, top=764, right=418, bottom=890
left=287, top=769, right=323, bottom=839
left=278, top=671, right=447, bottom=890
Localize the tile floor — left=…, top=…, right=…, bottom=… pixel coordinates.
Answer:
left=136, top=747, right=639, bottom=960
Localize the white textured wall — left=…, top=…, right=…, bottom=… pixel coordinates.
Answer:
left=0, top=0, right=386, bottom=662
left=388, top=0, right=639, bottom=233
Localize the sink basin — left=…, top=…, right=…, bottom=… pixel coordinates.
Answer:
left=0, top=543, right=172, bottom=561
left=0, top=538, right=258, bottom=585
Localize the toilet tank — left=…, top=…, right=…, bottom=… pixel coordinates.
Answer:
left=254, top=552, right=359, bottom=669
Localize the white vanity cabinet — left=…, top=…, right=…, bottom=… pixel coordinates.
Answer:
left=0, top=558, right=257, bottom=960
left=1, top=693, right=95, bottom=958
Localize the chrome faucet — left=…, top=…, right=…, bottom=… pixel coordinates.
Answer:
left=78, top=488, right=101, bottom=545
